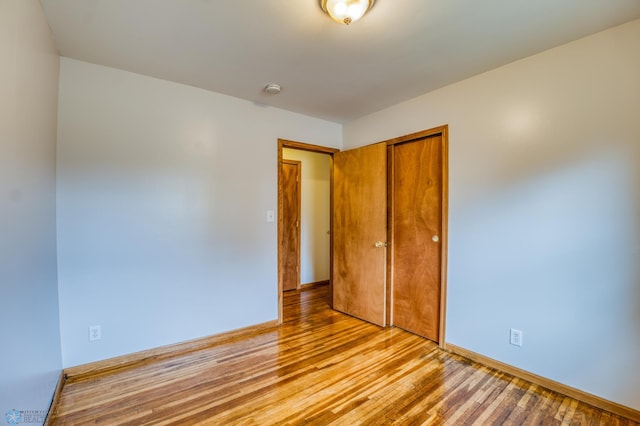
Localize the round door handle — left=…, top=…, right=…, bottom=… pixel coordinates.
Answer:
left=432, top=235, right=439, bottom=242
left=374, top=241, right=388, bottom=248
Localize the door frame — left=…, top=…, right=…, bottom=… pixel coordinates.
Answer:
left=277, top=139, right=339, bottom=324
left=384, top=125, right=449, bottom=347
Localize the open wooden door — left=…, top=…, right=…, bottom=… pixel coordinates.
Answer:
left=333, top=143, right=387, bottom=326
left=281, top=159, right=301, bottom=291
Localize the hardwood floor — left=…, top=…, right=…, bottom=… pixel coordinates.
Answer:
left=49, top=284, right=637, bottom=425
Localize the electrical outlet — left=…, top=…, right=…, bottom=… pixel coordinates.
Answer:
left=89, top=325, right=102, bottom=341
left=510, top=328, right=523, bottom=347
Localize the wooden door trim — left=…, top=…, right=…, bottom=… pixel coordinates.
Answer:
left=279, top=139, right=340, bottom=155
left=380, top=125, right=449, bottom=347
left=385, top=145, right=394, bottom=327
left=384, top=125, right=448, bottom=147
left=277, top=139, right=339, bottom=324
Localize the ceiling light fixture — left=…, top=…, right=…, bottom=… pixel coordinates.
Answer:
left=320, top=0, right=376, bottom=25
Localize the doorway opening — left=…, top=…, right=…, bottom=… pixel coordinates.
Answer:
left=277, top=139, right=338, bottom=323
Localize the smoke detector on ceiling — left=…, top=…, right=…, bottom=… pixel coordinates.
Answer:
left=264, top=83, right=281, bottom=95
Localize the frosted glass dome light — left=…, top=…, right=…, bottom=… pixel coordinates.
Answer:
left=320, top=0, right=376, bottom=25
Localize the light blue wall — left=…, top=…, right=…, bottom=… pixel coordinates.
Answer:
left=4, top=0, right=636, bottom=416
left=0, top=0, right=62, bottom=419
left=56, top=58, right=342, bottom=367
left=344, top=20, right=640, bottom=410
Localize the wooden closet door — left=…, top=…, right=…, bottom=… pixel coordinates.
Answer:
left=392, top=135, right=443, bottom=341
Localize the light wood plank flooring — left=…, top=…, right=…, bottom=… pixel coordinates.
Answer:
left=49, top=284, right=638, bottom=425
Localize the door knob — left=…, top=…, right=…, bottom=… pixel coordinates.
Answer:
left=432, top=235, right=439, bottom=242
left=374, top=241, right=388, bottom=248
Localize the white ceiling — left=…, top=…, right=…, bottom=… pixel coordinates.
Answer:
left=40, top=0, right=640, bottom=123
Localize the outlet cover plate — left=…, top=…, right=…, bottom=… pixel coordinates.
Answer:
left=89, top=325, right=102, bottom=341
left=510, top=328, right=523, bottom=347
